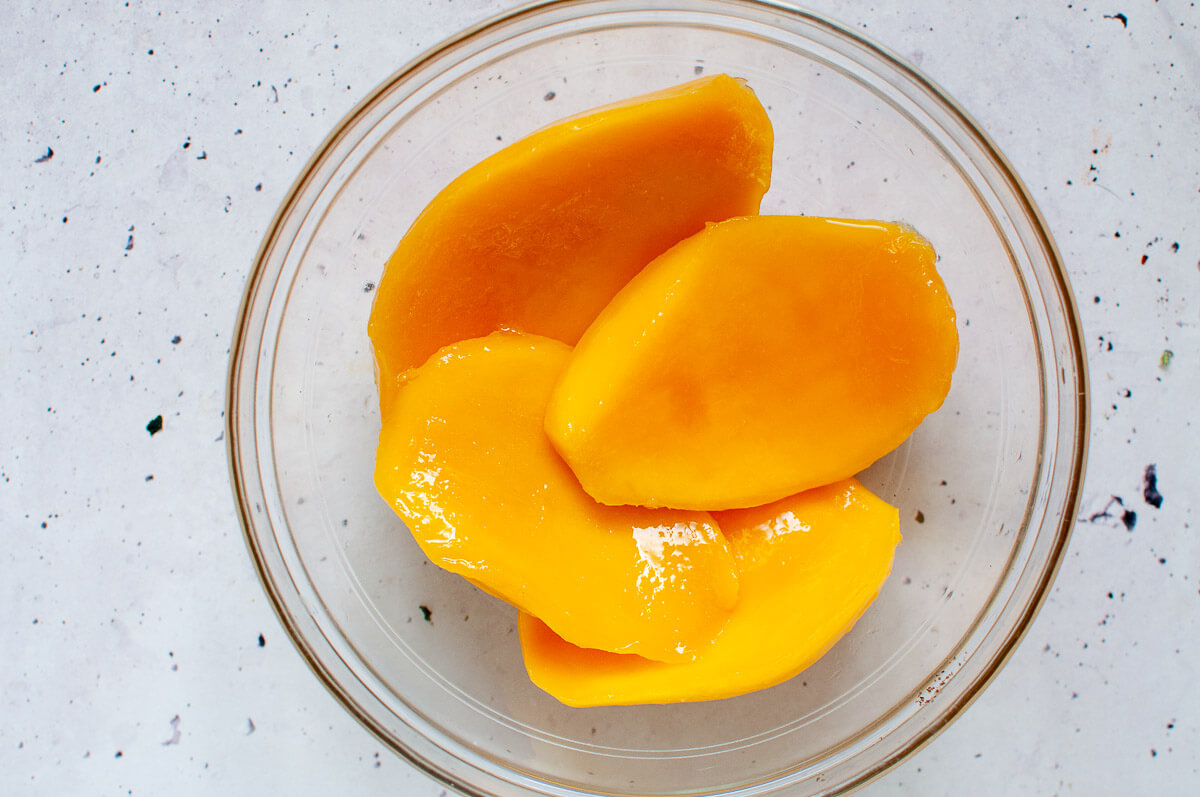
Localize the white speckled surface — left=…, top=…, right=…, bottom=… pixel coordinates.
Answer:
left=2, top=1, right=1197, bottom=794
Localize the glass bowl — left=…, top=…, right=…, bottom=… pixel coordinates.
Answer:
left=226, top=1, right=1088, bottom=794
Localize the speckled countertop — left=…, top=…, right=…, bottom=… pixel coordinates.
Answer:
left=3, top=1, right=1197, bottom=794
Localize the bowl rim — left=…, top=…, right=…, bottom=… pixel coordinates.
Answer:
left=226, top=1, right=1090, bottom=794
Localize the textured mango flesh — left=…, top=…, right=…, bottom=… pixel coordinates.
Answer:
left=545, top=216, right=958, bottom=510
left=368, top=74, right=773, bottom=416
left=519, top=479, right=900, bottom=706
left=374, top=332, right=739, bottom=662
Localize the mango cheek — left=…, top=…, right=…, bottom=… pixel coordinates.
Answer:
left=374, top=333, right=739, bottom=663
left=519, top=479, right=901, bottom=707
left=368, top=74, right=774, bottom=417
left=545, top=216, right=958, bottom=511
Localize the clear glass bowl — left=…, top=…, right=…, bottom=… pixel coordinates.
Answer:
left=226, top=2, right=1089, bottom=794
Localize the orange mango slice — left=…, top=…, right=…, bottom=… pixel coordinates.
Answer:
left=545, top=216, right=958, bottom=510
left=368, top=74, right=773, bottom=415
left=519, top=478, right=900, bottom=706
left=374, top=332, right=739, bottom=662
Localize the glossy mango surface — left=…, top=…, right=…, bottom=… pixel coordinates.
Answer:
left=545, top=216, right=958, bottom=510
left=374, top=332, right=739, bottom=662
left=519, top=479, right=900, bottom=706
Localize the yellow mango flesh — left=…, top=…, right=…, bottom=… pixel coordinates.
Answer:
left=545, top=216, right=958, bottom=510
left=519, top=479, right=900, bottom=706
left=368, top=74, right=773, bottom=416
left=373, top=332, right=739, bottom=662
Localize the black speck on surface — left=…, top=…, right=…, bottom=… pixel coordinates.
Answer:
left=196, top=150, right=207, bottom=160
left=125, top=234, right=134, bottom=251
left=257, top=633, right=266, bottom=647
left=114, top=750, right=123, bottom=759
left=1171, top=242, right=1180, bottom=253
left=363, top=281, right=375, bottom=293
left=420, top=604, right=433, bottom=623
left=1104, top=12, right=1129, bottom=27
left=34, top=146, right=54, bottom=163
left=1143, top=464, right=1163, bottom=508
left=1121, top=509, right=1137, bottom=531
left=544, top=91, right=556, bottom=101
left=171, top=335, right=182, bottom=344
left=145, top=474, right=154, bottom=482
left=255, top=182, right=262, bottom=191
left=146, top=414, right=163, bottom=436
left=182, top=138, right=190, bottom=149
left=93, top=83, right=101, bottom=92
